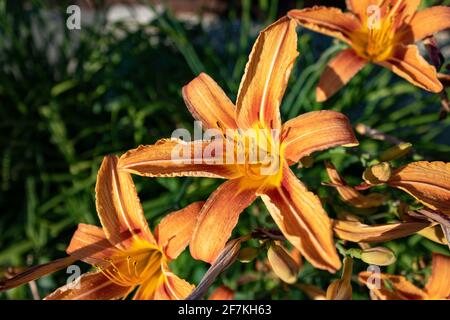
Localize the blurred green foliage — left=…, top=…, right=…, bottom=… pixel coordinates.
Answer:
left=0, top=0, right=449, bottom=299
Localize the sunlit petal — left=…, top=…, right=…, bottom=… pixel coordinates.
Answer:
left=182, top=73, right=237, bottom=131
left=236, top=17, right=298, bottom=129
left=190, top=178, right=257, bottom=263
left=282, top=111, right=358, bottom=164
left=288, top=7, right=361, bottom=45
left=261, top=166, right=341, bottom=273
left=118, top=139, right=242, bottom=179
left=378, top=44, right=442, bottom=93
left=96, top=155, right=155, bottom=249
left=387, top=161, right=450, bottom=215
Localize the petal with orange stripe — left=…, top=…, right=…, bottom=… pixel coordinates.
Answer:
left=190, top=178, right=257, bottom=263
left=182, top=73, right=237, bottom=131
left=288, top=7, right=361, bottom=45
left=96, top=155, right=155, bottom=249
left=387, top=161, right=450, bottom=215
left=118, top=139, right=241, bottom=179
left=261, top=166, right=341, bottom=273
left=236, top=17, right=298, bottom=130
left=282, top=110, right=358, bottom=164
left=378, top=45, right=442, bottom=93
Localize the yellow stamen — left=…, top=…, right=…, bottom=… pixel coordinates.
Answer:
left=352, top=0, right=407, bottom=62
left=96, top=242, right=164, bottom=288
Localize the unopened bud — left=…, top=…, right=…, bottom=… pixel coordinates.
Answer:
left=363, top=162, right=392, bottom=184
left=326, top=279, right=352, bottom=300
left=238, top=247, right=259, bottom=263
left=379, top=143, right=412, bottom=162
left=326, top=257, right=353, bottom=300
left=361, top=247, right=396, bottom=266
left=267, top=244, right=298, bottom=284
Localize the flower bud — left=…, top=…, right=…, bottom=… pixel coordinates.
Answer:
left=238, top=247, right=259, bottom=263
left=361, top=247, right=396, bottom=266
left=363, top=162, right=392, bottom=184
left=267, top=244, right=298, bottom=284
left=326, top=257, right=353, bottom=300
left=326, top=279, right=353, bottom=300
left=379, top=143, right=412, bottom=162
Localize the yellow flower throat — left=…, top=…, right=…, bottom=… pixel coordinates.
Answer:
left=228, top=124, right=283, bottom=187
left=96, top=241, right=164, bottom=287
left=352, top=0, right=405, bottom=62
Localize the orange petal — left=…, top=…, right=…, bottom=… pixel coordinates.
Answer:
left=425, top=253, right=450, bottom=299
left=96, top=155, right=155, bottom=249
left=153, top=272, right=194, bottom=300
left=155, top=201, right=205, bottom=260
left=261, top=166, right=341, bottom=273
left=333, top=220, right=430, bottom=242
left=324, top=161, right=385, bottom=208
left=182, top=73, right=237, bottom=131
left=282, top=110, right=358, bottom=164
left=316, top=49, right=367, bottom=102
left=190, top=178, right=257, bottom=263
left=288, top=7, right=361, bottom=45
left=378, top=44, right=442, bottom=93
left=358, top=271, right=428, bottom=300
left=45, top=271, right=132, bottom=300
left=66, top=223, right=122, bottom=266
left=209, top=285, right=234, bottom=300
left=401, top=6, right=450, bottom=42
left=235, top=16, right=298, bottom=129
left=0, top=256, right=78, bottom=292
left=387, top=161, right=450, bottom=215
left=118, top=139, right=241, bottom=179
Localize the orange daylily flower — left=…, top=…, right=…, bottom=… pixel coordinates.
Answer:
left=359, top=253, right=450, bottom=300
left=44, top=156, right=204, bottom=300
left=118, top=17, right=359, bottom=273
left=288, top=1, right=450, bottom=101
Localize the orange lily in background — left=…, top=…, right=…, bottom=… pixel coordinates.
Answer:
left=118, top=17, right=359, bottom=273
left=45, top=156, right=203, bottom=300
left=359, top=253, right=450, bottom=300
left=288, top=1, right=450, bottom=101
